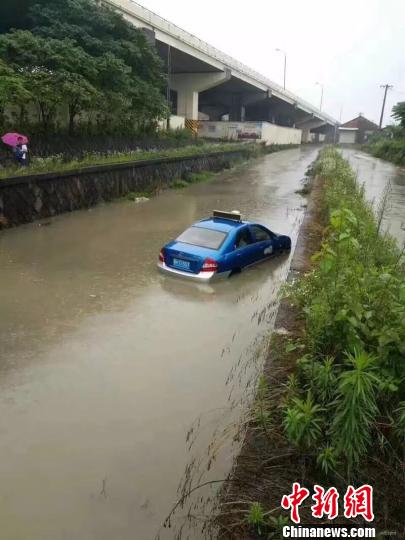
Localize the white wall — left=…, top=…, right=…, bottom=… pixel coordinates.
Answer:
left=309, top=133, right=326, bottom=143
left=198, top=121, right=301, bottom=145
left=158, top=115, right=185, bottom=130
left=339, top=130, right=357, bottom=144
left=261, top=122, right=302, bottom=145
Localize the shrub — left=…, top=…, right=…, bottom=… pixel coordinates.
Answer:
left=367, top=139, right=405, bottom=166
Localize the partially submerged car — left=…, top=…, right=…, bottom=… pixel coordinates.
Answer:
left=158, top=210, right=292, bottom=281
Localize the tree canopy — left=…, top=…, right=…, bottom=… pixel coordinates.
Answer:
left=0, top=0, right=167, bottom=134
left=391, top=101, right=405, bottom=128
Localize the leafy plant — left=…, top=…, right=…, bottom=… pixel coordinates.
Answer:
left=312, top=357, right=337, bottom=404
left=316, top=446, right=338, bottom=476
left=391, top=101, right=405, bottom=128
left=283, top=391, right=323, bottom=449
left=331, top=350, right=380, bottom=471
left=247, top=502, right=266, bottom=535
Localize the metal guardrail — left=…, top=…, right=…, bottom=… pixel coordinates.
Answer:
left=107, top=0, right=338, bottom=125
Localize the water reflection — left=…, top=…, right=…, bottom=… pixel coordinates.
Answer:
left=158, top=253, right=289, bottom=304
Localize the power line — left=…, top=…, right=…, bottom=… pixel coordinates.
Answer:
left=379, top=84, right=393, bottom=128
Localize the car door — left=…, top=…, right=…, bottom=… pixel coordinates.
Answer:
left=230, top=226, right=257, bottom=269
left=249, top=225, right=278, bottom=263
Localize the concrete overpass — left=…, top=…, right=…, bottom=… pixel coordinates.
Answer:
left=105, top=0, right=338, bottom=141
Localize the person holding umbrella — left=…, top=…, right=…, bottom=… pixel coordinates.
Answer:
left=1, top=132, right=29, bottom=167
left=15, top=136, right=28, bottom=166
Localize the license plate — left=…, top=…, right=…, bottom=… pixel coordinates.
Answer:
left=172, top=258, right=190, bottom=270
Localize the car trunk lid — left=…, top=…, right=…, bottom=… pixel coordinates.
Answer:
left=163, top=242, right=218, bottom=274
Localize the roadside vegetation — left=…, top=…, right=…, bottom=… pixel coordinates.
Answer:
left=218, top=147, right=405, bottom=538
left=0, top=142, right=296, bottom=180
left=172, top=171, right=215, bottom=189
left=286, top=148, right=404, bottom=472
left=366, top=101, right=405, bottom=166
left=0, top=142, right=252, bottom=179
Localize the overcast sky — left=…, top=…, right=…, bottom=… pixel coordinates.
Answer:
left=139, top=0, right=405, bottom=125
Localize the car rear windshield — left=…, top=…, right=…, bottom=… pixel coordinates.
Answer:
left=176, top=226, right=227, bottom=250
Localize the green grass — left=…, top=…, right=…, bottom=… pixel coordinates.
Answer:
left=283, top=147, right=405, bottom=475
left=172, top=179, right=189, bottom=189
left=125, top=191, right=150, bottom=200
left=172, top=170, right=217, bottom=189
left=0, top=142, right=253, bottom=180
left=187, top=171, right=214, bottom=183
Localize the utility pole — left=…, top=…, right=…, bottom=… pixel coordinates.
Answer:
left=166, top=45, right=171, bottom=130
left=379, top=84, right=393, bottom=128
left=275, top=48, right=287, bottom=90
left=315, top=82, right=324, bottom=111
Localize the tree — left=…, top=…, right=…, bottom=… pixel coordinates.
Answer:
left=0, top=30, right=100, bottom=131
left=0, top=0, right=168, bottom=134
left=0, top=1, right=31, bottom=33
left=28, top=71, right=62, bottom=130
left=391, top=101, right=405, bottom=128
left=0, top=60, right=31, bottom=125
left=28, top=0, right=167, bottom=122
left=59, top=72, right=99, bottom=134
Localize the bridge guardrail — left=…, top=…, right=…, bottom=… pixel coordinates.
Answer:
left=112, top=0, right=337, bottom=124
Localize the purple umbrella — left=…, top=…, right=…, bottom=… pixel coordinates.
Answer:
left=1, top=132, right=29, bottom=147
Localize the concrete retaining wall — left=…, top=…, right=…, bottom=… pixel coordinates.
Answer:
left=0, top=149, right=249, bottom=229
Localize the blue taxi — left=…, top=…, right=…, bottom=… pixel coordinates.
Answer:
left=158, top=210, right=291, bottom=281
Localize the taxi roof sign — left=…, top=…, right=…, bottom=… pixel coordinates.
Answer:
left=212, top=210, right=242, bottom=222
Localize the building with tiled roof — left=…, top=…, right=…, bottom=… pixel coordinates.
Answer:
left=338, top=114, right=380, bottom=144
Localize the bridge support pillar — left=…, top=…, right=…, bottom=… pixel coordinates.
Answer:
left=171, top=71, right=231, bottom=120
left=177, top=89, right=199, bottom=120
left=295, top=117, right=327, bottom=143
left=230, top=94, right=243, bottom=121
left=301, top=128, right=312, bottom=143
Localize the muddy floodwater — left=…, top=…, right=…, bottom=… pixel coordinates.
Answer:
left=0, top=146, right=403, bottom=540
left=343, top=149, right=405, bottom=244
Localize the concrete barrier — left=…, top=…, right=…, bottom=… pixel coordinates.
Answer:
left=198, top=121, right=302, bottom=145
left=0, top=149, right=251, bottom=229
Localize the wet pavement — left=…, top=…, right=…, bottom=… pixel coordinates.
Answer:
left=0, top=146, right=402, bottom=540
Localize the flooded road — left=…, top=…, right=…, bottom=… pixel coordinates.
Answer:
left=0, top=147, right=317, bottom=540
left=343, top=149, right=405, bottom=244
left=1, top=146, right=404, bottom=540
